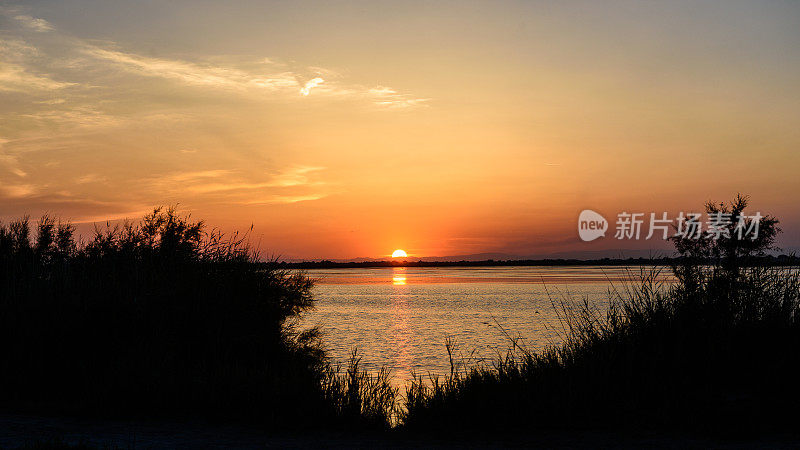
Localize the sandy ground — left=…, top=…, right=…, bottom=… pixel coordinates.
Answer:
left=1, top=413, right=799, bottom=449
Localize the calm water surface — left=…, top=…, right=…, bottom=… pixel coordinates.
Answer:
left=302, top=266, right=668, bottom=388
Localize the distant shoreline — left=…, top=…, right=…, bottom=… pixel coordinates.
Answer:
left=275, top=255, right=800, bottom=269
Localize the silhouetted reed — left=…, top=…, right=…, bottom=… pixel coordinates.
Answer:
left=402, top=198, right=799, bottom=435
left=321, top=350, right=399, bottom=429
left=402, top=265, right=800, bottom=434
left=0, top=207, right=395, bottom=428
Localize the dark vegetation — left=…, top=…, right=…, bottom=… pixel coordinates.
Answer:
left=2, top=195, right=799, bottom=440
left=401, top=196, right=800, bottom=435
left=0, top=207, right=395, bottom=430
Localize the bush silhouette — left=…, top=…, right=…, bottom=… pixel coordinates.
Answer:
left=401, top=196, right=800, bottom=435
left=0, top=207, right=362, bottom=426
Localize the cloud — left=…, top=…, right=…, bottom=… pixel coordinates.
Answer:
left=13, top=14, right=54, bottom=32
left=0, top=9, right=429, bottom=110
left=186, top=166, right=325, bottom=194
left=0, top=9, right=420, bottom=220
left=81, top=45, right=299, bottom=91
left=75, top=42, right=428, bottom=107
left=241, top=194, right=327, bottom=205
left=267, top=166, right=325, bottom=187
left=0, top=63, right=74, bottom=92
left=300, top=77, right=324, bottom=96
left=144, top=166, right=328, bottom=207
left=0, top=39, right=74, bottom=92
left=373, top=97, right=431, bottom=108
left=0, top=156, right=26, bottom=177
left=0, top=138, right=27, bottom=178
left=36, top=98, right=66, bottom=105
left=0, top=38, right=75, bottom=92
left=71, top=209, right=153, bottom=224
left=0, top=38, right=37, bottom=60
left=20, top=106, right=126, bottom=129
left=75, top=174, right=107, bottom=184
left=0, top=190, right=149, bottom=225
left=0, top=183, right=37, bottom=198
left=369, top=86, right=430, bottom=109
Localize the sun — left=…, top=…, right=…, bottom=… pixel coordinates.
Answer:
left=391, top=249, right=408, bottom=258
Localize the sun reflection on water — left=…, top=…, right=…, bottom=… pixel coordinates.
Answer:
left=389, top=268, right=412, bottom=385
left=392, top=267, right=407, bottom=285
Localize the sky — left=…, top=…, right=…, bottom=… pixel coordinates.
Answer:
left=1, top=0, right=799, bottom=259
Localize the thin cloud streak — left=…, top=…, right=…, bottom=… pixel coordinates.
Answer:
left=81, top=45, right=300, bottom=92
left=0, top=64, right=75, bottom=92
left=79, top=43, right=427, bottom=105
left=0, top=183, right=36, bottom=198
left=369, top=86, right=430, bottom=109
left=142, top=167, right=329, bottom=208
left=241, top=194, right=327, bottom=205
left=1, top=8, right=429, bottom=108
left=184, top=166, right=326, bottom=194
left=0, top=139, right=27, bottom=178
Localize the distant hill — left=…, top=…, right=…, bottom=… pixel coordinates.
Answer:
left=279, top=249, right=678, bottom=264
left=276, top=254, right=800, bottom=269
left=278, top=247, right=799, bottom=265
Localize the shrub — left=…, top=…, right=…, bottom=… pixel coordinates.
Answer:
left=402, top=198, right=800, bottom=435
left=0, top=207, right=336, bottom=427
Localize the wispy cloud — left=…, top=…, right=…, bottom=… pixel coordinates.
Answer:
left=164, top=170, right=234, bottom=183
left=19, top=106, right=126, bottom=129
left=0, top=182, right=37, bottom=198
left=0, top=39, right=74, bottom=92
left=0, top=190, right=151, bottom=224
left=0, top=8, right=429, bottom=108
left=369, top=86, right=430, bottom=109
left=0, top=138, right=27, bottom=178
left=300, top=77, right=324, bottom=96
left=144, top=166, right=328, bottom=205
left=0, top=63, right=74, bottom=92
left=267, top=166, right=325, bottom=187
left=81, top=45, right=300, bottom=92
left=0, top=157, right=26, bottom=177
left=79, top=43, right=428, bottom=106
left=241, top=194, right=327, bottom=205
left=0, top=9, right=415, bottom=218
left=183, top=166, right=325, bottom=194
left=75, top=173, right=107, bottom=184
left=13, top=14, right=54, bottom=32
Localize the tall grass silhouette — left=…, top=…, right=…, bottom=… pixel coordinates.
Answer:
left=402, top=197, right=800, bottom=434
left=0, top=207, right=396, bottom=428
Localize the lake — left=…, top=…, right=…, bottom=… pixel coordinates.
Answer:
left=302, top=265, right=670, bottom=388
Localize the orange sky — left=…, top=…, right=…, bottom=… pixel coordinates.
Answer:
left=1, top=1, right=799, bottom=259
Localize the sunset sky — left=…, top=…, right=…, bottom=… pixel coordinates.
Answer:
left=1, top=1, right=799, bottom=259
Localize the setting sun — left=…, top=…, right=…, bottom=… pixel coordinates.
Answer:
left=391, top=249, right=408, bottom=258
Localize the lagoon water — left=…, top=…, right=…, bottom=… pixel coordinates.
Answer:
left=303, top=266, right=669, bottom=388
